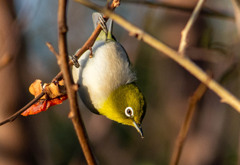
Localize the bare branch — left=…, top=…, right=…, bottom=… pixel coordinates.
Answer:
left=0, top=92, right=45, bottom=126
left=46, top=42, right=59, bottom=58
left=0, top=53, right=13, bottom=70
left=170, top=82, right=207, bottom=165
left=121, top=0, right=234, bottom=21
left=76, top=0, right=240, bottom=113
left=178, top=0, right=206, bottom=55
left=57, top=0, right=96, bottom=164
left=231, top=0, right=240, bottom=37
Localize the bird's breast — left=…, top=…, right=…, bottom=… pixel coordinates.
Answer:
left=72, top=40, right=136, bottom=111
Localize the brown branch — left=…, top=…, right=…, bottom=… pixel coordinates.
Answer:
left=0, top=53, right=13, bottom=70
left=57, top=0, right=96, bottom=164
left=121, top=0, right=234, bottom=21
left=178, top=0, right=206, bottom=55
left=46, top=42, right=60, bottom=58
left=170, top=82, right=207, bottom=165
left=0, top=92, right=45, bottom=126
left=232, top=0, right=240, bottom=37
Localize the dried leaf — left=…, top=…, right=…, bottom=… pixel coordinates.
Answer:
left=21, top=100, right=47, bottom=116
left=21, top=95, right=68, bottom=116
left=21, top=79, right=68, bottom=116
left=44, top=79, right=66, bottom=99
left=29, top=79, right=46, bottom=99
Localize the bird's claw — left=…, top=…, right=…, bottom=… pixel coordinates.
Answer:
left=69, top=54, right=80, bottom=68
left=98, top=14, right=108, bottom=35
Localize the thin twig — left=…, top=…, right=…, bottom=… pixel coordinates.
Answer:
left=120, top=0, right=234, bottom=21
left=0, top=54, right=13, bottom=70
left=170, top=83, right=207, bottom=165
left=57, top=0, right=96, bottom=164
left=231, top=0, right=240, bottom=37
left=76, top=0, right=240, bottom=113
left=178, top=0, right=206, bottom=55
left=46, top=42, right=60, bottom=58
left=0, top=92, right=45, bottom=126
left=46, top=42, right=61, bottom=66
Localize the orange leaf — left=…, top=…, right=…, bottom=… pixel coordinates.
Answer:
left=22, top=79, right=68, bottom=116
left=21, top=100, right=47, bottom=116
left=21, top=95, right=68, bottom=116
left=48, top=95, right=68, bottom=107
left=29, top=79, right=47, bottom=99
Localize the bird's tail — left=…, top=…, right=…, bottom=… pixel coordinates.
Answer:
left=92, top=12, right=114, bottom=41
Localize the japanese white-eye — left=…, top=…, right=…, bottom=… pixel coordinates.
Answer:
left=72, top=13, right=146, bottom=138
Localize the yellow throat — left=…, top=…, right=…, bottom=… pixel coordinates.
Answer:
left=99, top=83, right=146, bottom=130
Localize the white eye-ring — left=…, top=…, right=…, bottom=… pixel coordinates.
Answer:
left=125, top=107, right=134, bottom=118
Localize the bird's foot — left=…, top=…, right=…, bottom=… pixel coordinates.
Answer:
left=69, top=54, right=80, bottom=68
left=97, top=14, right=108, bottom=36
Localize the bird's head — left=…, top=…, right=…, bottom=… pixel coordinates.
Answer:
left=99, top=83, right=146, bottom=138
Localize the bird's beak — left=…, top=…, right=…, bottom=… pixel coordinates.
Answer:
left=133, top=121, right=144, bottom=138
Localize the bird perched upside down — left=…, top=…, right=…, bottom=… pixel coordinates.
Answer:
left=72, top=13, right=146, bottom=138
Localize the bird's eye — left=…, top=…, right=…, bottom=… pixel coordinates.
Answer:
left=125, top=107, right=134, bottom=118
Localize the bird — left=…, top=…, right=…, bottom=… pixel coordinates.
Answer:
left=72, top=12, right=146, bottom=138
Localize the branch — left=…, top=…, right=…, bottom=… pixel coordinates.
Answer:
left=170, top=82, right=207, bottom=165
left=178, top=0, right=206, bottom=55
left=121, top=0, right=234, bottom=21
left=57, top=0, right=96, bottom=164
left=0, top=53, right=13, bottom=70
left=0, top=92, right=45, bottom=126
left=75, top=0, right=240, bottom=113
left=231, top=0, right=240, bottom=37
left=46, top=42, right=60, bottom=59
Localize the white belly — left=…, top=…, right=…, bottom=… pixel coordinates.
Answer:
left=72, top=40, right=136, bottom=110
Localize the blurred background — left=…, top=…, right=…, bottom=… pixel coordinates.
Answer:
left=0, top=0, right=239, bottom=164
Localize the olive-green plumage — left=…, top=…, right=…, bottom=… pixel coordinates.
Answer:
left=100, top=83, right=145, bottom=126
left=72, top=12, right=146, bottom=137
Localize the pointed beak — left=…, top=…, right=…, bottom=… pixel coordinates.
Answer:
left=133, top=121, right=144, bottom=138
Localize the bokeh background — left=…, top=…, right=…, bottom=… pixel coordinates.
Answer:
left=0, top=0, right=240, bottom=165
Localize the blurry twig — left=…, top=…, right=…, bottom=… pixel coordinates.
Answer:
left=76, top=0, right=240, bottom=113
left=46, top=42, right=60, bottom=58
left=121, top=0, right=234, bottom=21
left=178, top=0, right=206, bottom=55
left=0, top=54, right=13, bottom=70
left=170, top=82, right=207, bottom=165
left=231, top=0, right=240, bottom=37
